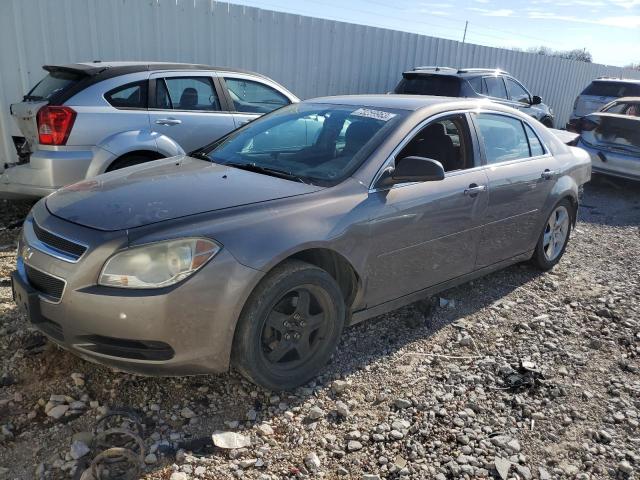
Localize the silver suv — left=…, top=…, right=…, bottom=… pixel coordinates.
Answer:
left=567, top=77, right=640, bottom=131
left=2, top=61, right=298, bottom=198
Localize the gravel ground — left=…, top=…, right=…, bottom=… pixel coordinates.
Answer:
left=0, top=176, right=638, bottom=480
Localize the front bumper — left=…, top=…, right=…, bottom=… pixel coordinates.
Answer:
left=578, top=139, right=640, bottom=182
left=12, top=202, right=263, bottom=376
left=0, top=147, right=97, bottom=199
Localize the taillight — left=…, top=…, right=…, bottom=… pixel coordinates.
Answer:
left=36, top=106, right=76, bottom=145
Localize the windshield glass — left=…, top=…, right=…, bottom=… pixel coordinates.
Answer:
left=203, top=103, right=407, bottom=186
left=28, top=71, right=83, bottom=100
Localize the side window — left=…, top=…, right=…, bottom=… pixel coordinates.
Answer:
left=105, top=81, right=148, bottom=109
left=467, top=77, right=483, bottom=94
left=397, top=114, right=473, bottom=172
left=475, top=113, right=530, bottom=164
left=483, top=76, right=508, bottom=99
left=524, top=123, right=545, bottom=156
left=224, top=77, right=290, bottom=113
left=506, top=78, right=530, bottom=104
left=159, top=77, right=221, bottom=111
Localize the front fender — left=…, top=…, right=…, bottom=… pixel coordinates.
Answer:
left=86, top=130, right=186, bottom=177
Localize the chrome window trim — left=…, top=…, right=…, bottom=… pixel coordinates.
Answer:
left=16, top=256, right=67, bottom=305
left=368, top=108, right=553, bottom=193
left=23, top=217, right=88, bottom=264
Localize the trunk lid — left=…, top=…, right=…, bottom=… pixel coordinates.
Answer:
left=46, top=156, right=323, bottom=231
left=581, top=113, right=640, bottom=155
left=9, top=66, right=89, bottom=156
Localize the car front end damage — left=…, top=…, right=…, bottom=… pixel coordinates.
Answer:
left=11, top=201, right=262, bottom=375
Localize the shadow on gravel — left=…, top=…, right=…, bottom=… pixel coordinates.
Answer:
left=580, top=175, right=640, bottom=227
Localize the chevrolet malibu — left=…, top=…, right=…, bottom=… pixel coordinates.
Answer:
left=11, top=96, right=591, bottom=390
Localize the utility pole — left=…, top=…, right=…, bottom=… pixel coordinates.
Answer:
left=462, top=20, right=468, bottom=44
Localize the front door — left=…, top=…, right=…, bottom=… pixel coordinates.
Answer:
left=149, top=72, right=236, bottom=152
left=472, top=112, right=559, bottom=268
left=363, top=113, right=489, bottom=306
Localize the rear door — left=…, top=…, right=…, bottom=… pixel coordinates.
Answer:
left=482, top=76, right=510, bottom=107
left=148, top=72, right=236, bottom=152
left=219, top=75, right=293, bottom=128
left=472, top=112, right=558, bottom=267
left=504, top=77, right=535, bottom=117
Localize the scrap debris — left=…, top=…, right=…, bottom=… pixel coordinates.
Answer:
left=76, top=410, right=146, bottom=480
left=503, top=360, right=547, bottom=390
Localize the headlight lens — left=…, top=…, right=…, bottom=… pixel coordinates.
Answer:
left=99, top=238, right=220, bottom=288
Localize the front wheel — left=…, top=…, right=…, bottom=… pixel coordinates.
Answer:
left=231, top=260, right=345, bottom=391
left=531, top=199, right=572, bottom=270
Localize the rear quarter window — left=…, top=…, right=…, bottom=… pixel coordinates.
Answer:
left=28, top=71, right=82, bottom=100
left=394, top=75, right=461, bottom=97
left=105, top=81, right=148, bottom=109
left=582, top=81, right=640, bottom=97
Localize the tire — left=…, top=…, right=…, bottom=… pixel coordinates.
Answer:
left=231, top=260, right=345, bottom=391
left=106, top=154, right=160, bottom=172
left=531, top=198, right=573, bottom=271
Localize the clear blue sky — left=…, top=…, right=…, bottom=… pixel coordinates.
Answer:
left=228, top=0, right=640, bottom=67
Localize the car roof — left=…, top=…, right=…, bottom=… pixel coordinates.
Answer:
left=303, top=94, right=492, bottom=111
left=43, top=61, right=267, bottom=78
left=402, top=67, right=509, bottom=78
left=592, top=78, right=640, bottom=84
left=606, top=96, right=640, bottom=103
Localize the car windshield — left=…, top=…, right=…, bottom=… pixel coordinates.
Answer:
left=201, top=103, right=407, bottom=186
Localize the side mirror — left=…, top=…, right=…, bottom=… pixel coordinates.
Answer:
left=377, top=156, right=445, bottom=188
left=531, top=95, right=542, bottom=105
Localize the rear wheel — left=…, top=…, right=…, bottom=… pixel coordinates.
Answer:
left=232, top=260, right=345, bottom=391
left=531, top=199, right=572, bottom=270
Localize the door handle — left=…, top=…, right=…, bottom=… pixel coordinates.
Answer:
left=155, top=118, right=182, bottom=126
left=464, top=184, right=487, bottom=196
left=541, top=169, right=556, bottom=180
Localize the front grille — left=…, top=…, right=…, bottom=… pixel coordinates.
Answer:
left=77, top=335, right=175, bottom=361
left=32, top=221, right=86, bottom=260
left=24, top=264, right=65, bottom=301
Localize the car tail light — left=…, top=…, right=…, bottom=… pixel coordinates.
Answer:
left=36, top=106, right=76, bottom=145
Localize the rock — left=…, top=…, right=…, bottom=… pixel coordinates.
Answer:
left=331, top=380, right=349, bottom=394
left=144, top=453, right=157, bottom=464
left=70, top=440, right=90, bottom=460
left=394, top=398, right=412, bottom=409
left=335, top=400, right=350, bottom=417
left=211, top=431, right=251, bottom=449
left=170, top=473, right=188, bottom=480
left=308, top=406, right=325, bottom=420
left=304, top=452, right=321, bottom=472
left=180, top=407, right=196, bottom=419
left=257, top=423, right=274, bottom=436
left=516, top=465, right=532, bottom=480
left=47, top=404, right=69, bottom=420
left=238, top=458, right=257, bottom=468
left=70, top=373, right=85, bottom=387
left=347, top=440, right=363, bottom=451
left=618, top=461, right=633, bottom=475
left=538, top=467, right=552, bottom=480
left=494, top=457, right=511, bottom=480
left=362, top=475, right=381, bottom=480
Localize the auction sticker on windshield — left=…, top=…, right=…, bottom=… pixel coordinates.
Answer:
left=352, top=108, right=397, bottom=121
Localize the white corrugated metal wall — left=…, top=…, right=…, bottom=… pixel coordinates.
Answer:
left=1, top=0, right=639, bottom=168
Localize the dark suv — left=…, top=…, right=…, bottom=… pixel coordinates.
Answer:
left=393, top=67, right=554, bottom=127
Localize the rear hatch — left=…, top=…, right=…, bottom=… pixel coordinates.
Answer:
left=574, top=81, right=640, bottom=117
left=9, top=66, right=90, bottom=158
left=581, top=113, right=640, bottom=155
left=393, top=73, right=462, bottom=97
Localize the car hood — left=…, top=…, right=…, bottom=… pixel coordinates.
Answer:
left=46, top=156, right=323, bottom=231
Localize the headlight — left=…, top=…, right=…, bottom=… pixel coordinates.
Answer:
left=99, top=238, right=220, bottom=289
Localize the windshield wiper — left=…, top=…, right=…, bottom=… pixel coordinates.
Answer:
left=22, top=95, right=45, bottom=101
left=225, top=162, right=308, bottom=184
left=190, top=151, right=211, bottom=161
